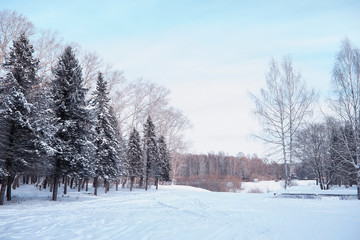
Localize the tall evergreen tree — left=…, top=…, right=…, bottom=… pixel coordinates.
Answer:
left=0, top=33, right=41, bottom=203
left=92, top=72, right=120, bottom=195
left=158, top=136, right=171, bottom=184
left=127, top=128, right=143, bottom=191
left=51, top=46, right=93, bottom=201
left=109, top=106, right=127, bottom=180
left=143, top=116, right=159, bottom=190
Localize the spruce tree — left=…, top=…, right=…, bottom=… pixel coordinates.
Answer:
left=127, top=128, right=143, bottom=191
left=158, top=136, right=171, bottom=183
left=109, top=106, right=127, bottom=182
left=92, top=72, right=120, bottom=195
left=51, top=46, right=93, bottom=201
left=0, top=33, right=41, bottom=203
left=143, top=116, right=159, bottom=190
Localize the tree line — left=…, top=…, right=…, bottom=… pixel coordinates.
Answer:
left=251, top=38, right=360, bottom=199
left=0, top=22, right=173, bottom=205
left=175, top=152, right=282, bottom=192
left=0, top=9, right=192, bottom=189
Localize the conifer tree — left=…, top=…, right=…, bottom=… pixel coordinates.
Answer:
left=143, top=116, right=159, bottom=190
left=51, top=46, right=93, bottom=201
left=127, top=128, right=143, bottom=191
left=109, top=106, right=127, bottom=180
left=0, top=33, right=41, bottom=203
left=92, top=72, right=120, bottom=195
left=158, top=136, right=171, bottom=184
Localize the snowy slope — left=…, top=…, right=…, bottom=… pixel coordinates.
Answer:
left=0, top=183, right=359, bottom=240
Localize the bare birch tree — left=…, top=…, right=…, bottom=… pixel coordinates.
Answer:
left=330, top=38, right=360, bottom=199
left=33, top=29, right=64, bottom=82
left=0, top=10, right=34, bottom=68
left=251, top=57, right=317, bottom=188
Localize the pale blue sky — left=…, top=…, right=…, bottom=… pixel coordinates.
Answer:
left=2, top=0, right=360, bottom=156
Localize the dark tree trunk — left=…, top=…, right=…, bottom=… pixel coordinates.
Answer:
left=145, top=175, right=148, bottom=191
left=6, top=175, right=13, bottom=201
left=82, top=179, right=86, bottom=189
left=50, top=181, right=53, bottom=192
left=86, top=180, right=89, bottom=192
left=155, top=177, right=159, bottom=190
left=104, top=179, right=108, bottom=194
left=52, top=175, right=59, bottom=201
left=130, top=176, right=135, bottom=191
left=32, top=175, right=37, bottom=184
left=139, top=176, right=143, bottom=189
left=43, top=177, right=47, bottom=190
left=0, top=179, right=7, bottom=205
left=63, top=177, right=68, bottom=195
left=70, top=178, right=74, bottom=189
left=116, top=180, right=119, bottom=191
left=12, top=176, right=18, bottom=190
left=94, top=177, right=98, bottom=196
left=78, top=179, right=82, bottom=192
left=122, top=177, right=127, bottom=188
left=357, top=173, right=360, bottom=200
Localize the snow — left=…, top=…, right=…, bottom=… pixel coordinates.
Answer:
left=1, top=181, right=360, bottom=240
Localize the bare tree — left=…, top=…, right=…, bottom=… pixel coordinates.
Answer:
left=330, top=38, right=360, bottom=199
left=327, top=118, right=357, bottom=187
left=81, top=51, right=103, bottom=89
left=110, top=78, right=191, bottom=147
left=109, top=77, right=191, bottom=182
left=0, top=10, right=34, bottom=67
left=295, top=123, right=331, bottom=189
left=33, top=29, right=64, bottom=82
left=251, top=57, right=317, bottom=188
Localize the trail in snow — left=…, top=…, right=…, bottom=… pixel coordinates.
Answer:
left=0, top=182, right=359, bottom=240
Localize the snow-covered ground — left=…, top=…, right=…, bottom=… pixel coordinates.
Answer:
left=0, top=181, right=359, bottom=240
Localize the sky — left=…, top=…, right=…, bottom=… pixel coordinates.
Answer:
left=2, top=0, right=360, bottom=157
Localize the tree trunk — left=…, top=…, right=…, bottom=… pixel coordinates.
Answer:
left=78, top=179, right=82, bottom=192
left=50, top=180, right=53, bottom=192
left=94, top=177, right=98, bottom=196
left=52, top=175, right=59, bottom=201
left=12, top=175, right=19, bottom=190
left=357, top=172, right=360, bottom=200
left=122, top=177, right=127, bottom=188
left=86, top=180, right=89, bottom=192
left=130, top=177, right=135, bottom=191
left=70, top=178, right=74, bottom=189
left=0, top=179, right=7, bottom=205
left=145, top=175, right=149, bottom=191
left=6, top=175, right=13, bottom=201
left=155, top=177, right=159, bottom=190
left=139, top=176, right=143, bottom=189
left=63, top=177, right=68, bottom=195
left=104, top=179, right=108, bottom=194
left=43, top=177, right=47, bottom=190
